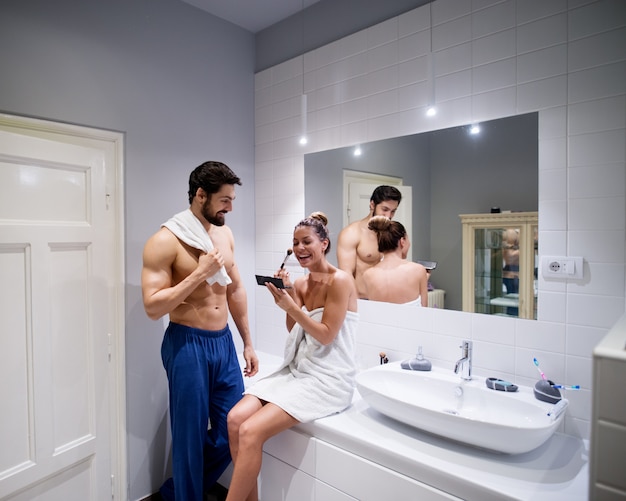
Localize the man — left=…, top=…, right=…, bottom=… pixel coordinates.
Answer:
left=141, top=161, right=258, bottom=501
left=336, top=185, right=402, bottom=298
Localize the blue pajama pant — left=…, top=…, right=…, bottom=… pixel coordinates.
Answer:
left=159, top=322, right=244, bottom=501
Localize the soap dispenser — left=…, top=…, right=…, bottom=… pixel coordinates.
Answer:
left=401, top=346, right=432, bottom=371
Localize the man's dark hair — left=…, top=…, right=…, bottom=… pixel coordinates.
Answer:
left=370, top=185, right=402, bottom=206
left=188, top=161, right=242, bottom=204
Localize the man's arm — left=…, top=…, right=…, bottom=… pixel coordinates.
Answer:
left=141, top=228, right=221, bottom=320
left=336, top=224, right=359, bottom=277
left=224, top=231, right=259, bottom=377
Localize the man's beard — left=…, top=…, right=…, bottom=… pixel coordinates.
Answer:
left=201, top=203, right=226, bottom=226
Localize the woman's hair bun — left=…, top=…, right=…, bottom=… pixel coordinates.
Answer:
left=309, top=211, right=328, bottom=226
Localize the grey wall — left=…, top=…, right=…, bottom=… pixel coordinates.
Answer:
left=305, top=113, right=537, bottom=311
left=0, top=0, right=255, bottom=499
left=255, top=0, right=433, bottom=71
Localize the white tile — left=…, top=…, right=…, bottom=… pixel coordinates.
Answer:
left=432, top=0, right=471, bottom=25
left=538, top=199, right=567, bottom=231
left=472, top=87, right=517, bottom=120
left=517, top=75, right=567, bottom=113
left=568, top=62, right=626, bottom=104
left=366, top=89, right=398, bottom=119
left=340, top=97, right=368, bottom=125
left=473, top=341, right=515, bottom=376
left=567, top=292, right=624, bottom=329
left=568, top=95, right=626, bottom=135
left=471, top=314, right=515, bottom=345
left=569, top=163, right=626, bottom=199
left=567, top=324, right=608, bottom=357
left=517, top=14, right=567, bottom=54
left=471, top=1, right=515, bottom=39
left=432, top=15, right=471, bottom=51
left=472, top=29, right=516, bottom=67
left=539, top=168, right=566, bottom=201
left=367, top=65, right=399, bottom=96
left=570, top=129, right=626, bottom=167
left=569, top=196, right=625, bottom=231
left=568, top=28, right=626, bottom=73
left=340, top=120, right=369, bottom=146
left=515, top=346, right=565, bottom=383
left=398, top=55, right=428, bottom=87
left=255, top=67, right=272, bottom=90
left=313, top=105, right=341, bottom=131
left=366, top=17, right=398, bottom=49
left=398, top=4, right=430, bottom=39
left=538, top=136, right=567, bottom=171
left=537, top=229, right=567, bottom=255
left=434, top=69, right=472, bottom=102
left=517, top=44, right=568, bottom=84
left=399, top=4, right=431, bottom=38
left=569, top=1, right=626, bottom=40
left=537, top=290, right=567, bottom=323
left=472, top=58, right=516, bottom=94
left=398, top=30, right=430, bottom=63
left=538, top=106, right=567, bottom=140
left=516, top=318, right=566, bottom=353
left=516, top=0, right=567, bottom=25
left=272, top=56, right=303, bottom=85
left=341, top=74, right=370, bottom=102
left=433, top=43, right=472, bottom=77
left=568, top=230, right=626, bottom=263
left=312, top=83, right=342, bottom=111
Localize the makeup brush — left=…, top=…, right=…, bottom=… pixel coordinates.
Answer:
left=279, top=249, right=293, bottom=269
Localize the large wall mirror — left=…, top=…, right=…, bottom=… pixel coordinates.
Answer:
left=305, top=112, right=538, bottom=314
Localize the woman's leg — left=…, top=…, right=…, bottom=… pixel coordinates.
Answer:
left=227, top=395, right=263, bottom=466
left=226, top=402, right=298, bottom=501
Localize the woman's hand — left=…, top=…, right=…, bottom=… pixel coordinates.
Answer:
left=266, top=282, right=297, bottom=313
left=274, top=268, right=293, bottom=288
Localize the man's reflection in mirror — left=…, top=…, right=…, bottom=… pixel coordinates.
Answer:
left=336, top=185, right=402, bottom=299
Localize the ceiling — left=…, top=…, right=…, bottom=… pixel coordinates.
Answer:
left=180, top=0, right=322, bottom=33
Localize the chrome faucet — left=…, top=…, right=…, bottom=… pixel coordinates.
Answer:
left=454, top=340, right=473, bottom=380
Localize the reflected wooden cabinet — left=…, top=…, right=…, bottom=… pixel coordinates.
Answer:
left=460, top=212, right=538, bottom=319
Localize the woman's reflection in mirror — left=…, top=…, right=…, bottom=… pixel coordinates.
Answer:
left=336, top=185, right=402, bottom=299
left=361, top=216, right=428, bottom=306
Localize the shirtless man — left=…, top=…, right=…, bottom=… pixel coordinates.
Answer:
left=141, top=161, right=258, bottom=501
left=336, top=185, right=402, bottom=298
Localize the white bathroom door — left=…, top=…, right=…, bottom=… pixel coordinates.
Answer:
left=0, top=120, right=125, bottom=500
left=347, top=182, right=413, bottom=261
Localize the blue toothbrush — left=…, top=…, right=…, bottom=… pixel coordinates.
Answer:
left=552, top=384, right=580, bottom=390
left=533, top=357, right=547, bottom=381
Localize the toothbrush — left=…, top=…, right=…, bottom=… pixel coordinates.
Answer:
left=533, top=357, right=547, bottom=381
left=552, top=384, right=580, bottom=390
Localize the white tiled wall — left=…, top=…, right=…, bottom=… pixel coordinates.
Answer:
left=254, top=0, right=626, bottom=440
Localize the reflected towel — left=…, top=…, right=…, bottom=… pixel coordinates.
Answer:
left=162, top=209, right=232, bottom=286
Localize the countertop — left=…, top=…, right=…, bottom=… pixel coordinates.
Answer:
left=243, top=352, right=589, bottom=500
left=298, top=391, right=589, bottom=501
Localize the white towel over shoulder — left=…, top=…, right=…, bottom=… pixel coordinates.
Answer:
left=162, top=209, right=232, bottom=286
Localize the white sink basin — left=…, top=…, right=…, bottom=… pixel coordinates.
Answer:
left=355, top=362, right=567, bottom=454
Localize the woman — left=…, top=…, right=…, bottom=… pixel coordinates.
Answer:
left=225, top=212, right=359, bottom=501
left=362, top=215, right=428, bottom=306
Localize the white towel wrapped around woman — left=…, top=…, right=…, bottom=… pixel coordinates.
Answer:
left=245, top=307, right=358, bottom=422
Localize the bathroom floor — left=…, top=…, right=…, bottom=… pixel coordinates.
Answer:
left=147, top=483, right=228, bottom=501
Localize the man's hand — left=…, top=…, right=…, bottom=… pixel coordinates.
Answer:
left=196, top=249, right=224, bottom=280
left=242, top=345, right=259, bottom=377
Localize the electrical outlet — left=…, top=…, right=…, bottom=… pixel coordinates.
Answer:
left=541, top=256, right=583, bottom=279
